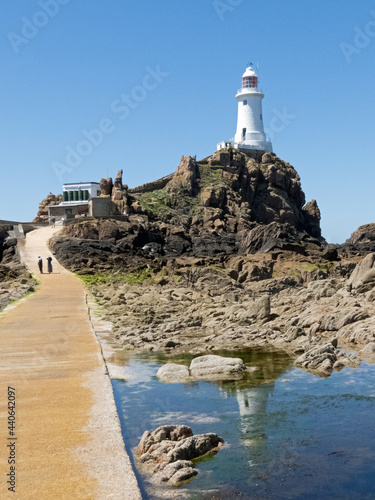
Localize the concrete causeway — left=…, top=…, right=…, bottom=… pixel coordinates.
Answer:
left=0, top=227, right=141, bottom=499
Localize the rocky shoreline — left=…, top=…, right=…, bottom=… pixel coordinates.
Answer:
left=43, top=149, right=375, bottom=378
left=80, top=253, right=375, bottom=378
left=0, top=225, right=38, bottom=312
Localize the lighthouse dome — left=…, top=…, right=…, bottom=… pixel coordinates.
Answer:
left=242, top=66, right=257, bottom=78
left=242, top=66, right=258, bottom=90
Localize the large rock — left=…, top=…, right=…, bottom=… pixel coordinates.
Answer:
left=359, top=342, right=375, bottom=362
left=348, top=253, right=375, bottom=293
left=100, top=177, right=113, bottom=196
left=111, top=169, right=128, bottom=209
left=295, top=342, right=339, bottom=374
left=136, top=425, right=223, bottom=486
left=189, top=354, right=246, bottom=378
left=303, top=199, right=321, bottom=238
left=136, top=425, right=193, bottom=456
left=169, top=433, right=224, bottom=462
left=33, top=193, right=62, bottom=222
left=349, top=223, right=375, bottom=245
left=295, top=341, right=360, bottom=375
left=166, top=155, right=199, bottom=197
left=157, top=363, right=190, bottom=382
left=152, top=460, right=197, bottom=485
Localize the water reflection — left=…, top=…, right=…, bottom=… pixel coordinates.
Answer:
left=113, top=349, right=375, bottom=499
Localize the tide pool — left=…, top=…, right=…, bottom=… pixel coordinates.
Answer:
left=112, top=349, right=375, bottom=499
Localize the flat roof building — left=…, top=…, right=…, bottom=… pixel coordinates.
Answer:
left=48, top=182, right=101, bottom=219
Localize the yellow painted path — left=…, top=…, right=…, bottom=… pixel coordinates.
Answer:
left=0, top=227, right=141, bottom=499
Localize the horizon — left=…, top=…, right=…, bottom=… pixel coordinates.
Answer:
left=1, top=0, right=375, bottom=244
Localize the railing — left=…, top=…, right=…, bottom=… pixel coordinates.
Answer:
left=237, top=87, right=263, bottom=94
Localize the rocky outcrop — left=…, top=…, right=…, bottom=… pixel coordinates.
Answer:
left=0, top=225, right=38, bottom=311
left=302, top=199, right=321, bottom=238
left=359, top=342, right=375, bottom=362
left=48, top=149, right=328, bottom=274
left=136, top=425, right=223, bottom=486
left=347, top=253, right=375, bottom=293
left=295, top=341, right=360, bottom=375
left=349, top=223, right=375, bottom=245
left=339, top=223, right=375, bottom=257
left=100, top=177, right=113, bottom=196
left=33, top=193, right=62, bottom=222
left=98, top=171, right=129, bottom=215
left=112, top=170, right=124, bottom=199
left=166, top=155, right=199, bottom=199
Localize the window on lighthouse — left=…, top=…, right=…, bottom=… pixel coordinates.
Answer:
left=243, top=76, right=258, bottom=89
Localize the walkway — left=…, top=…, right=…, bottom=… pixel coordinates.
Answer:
left=0, top=227, right=141, bottom=499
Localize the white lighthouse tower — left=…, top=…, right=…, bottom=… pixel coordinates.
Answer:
left=217, top=65, right=272, bottom=153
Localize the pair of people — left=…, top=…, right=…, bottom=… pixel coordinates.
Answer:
left=37, top=256, right=53, bottom=274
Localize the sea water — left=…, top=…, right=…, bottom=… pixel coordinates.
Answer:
left=112, top=349, right=375, bottom=499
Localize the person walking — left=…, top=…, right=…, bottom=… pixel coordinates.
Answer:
left=37, top=256, right=43, bottom=274
left=46, top=256, right=53, bottom=274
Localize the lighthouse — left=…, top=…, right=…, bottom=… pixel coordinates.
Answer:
left=217, top=65, right=272, bottom=153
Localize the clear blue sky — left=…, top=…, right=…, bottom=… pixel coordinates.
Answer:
left=1, top=0, right=375, bottom=243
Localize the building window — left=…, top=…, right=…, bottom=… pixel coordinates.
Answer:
left=242, top=128, right=246, bottom=140
left=243, top=100, right=247, bottom=105
left=63, top=192, right=68, bottom=202
left=97, top=190, right=101, bottom=197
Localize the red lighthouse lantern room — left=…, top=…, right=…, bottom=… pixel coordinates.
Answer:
left=242, top=66, right=258, bottom=89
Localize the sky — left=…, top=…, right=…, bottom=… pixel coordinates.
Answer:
left=1, top=0, right=375, bottom=243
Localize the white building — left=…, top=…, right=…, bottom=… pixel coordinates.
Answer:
left=61, top=182, right=101, bottom=204
left=217, top=65, right=273, bottom=153
left=48, top=182, right=101, bottom=219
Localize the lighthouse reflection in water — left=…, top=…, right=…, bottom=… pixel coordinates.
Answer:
left=113, top=349, right=375, bottom=499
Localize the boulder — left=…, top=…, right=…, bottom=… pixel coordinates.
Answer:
left=348, top=253, right=375, bottom=293
left=250, top=295, right=271, bottom=320
left=136, top=425, right=193, bottom=457
left=189, top=354, right=246, bottom=378
left=169, top=433, right=224, bottom=462
left=157, top=363, right=190, bottom=382
left=136, top=425, right=223, bottom=487
left=294, top=342, right=338, bottom=374
left=152, top=460, right=197, bottom=485
left=100, top=177, right=113, bottom=196
left=359, top=342, right=375, bottom=361
left=33, top=193, right=62, bottom=222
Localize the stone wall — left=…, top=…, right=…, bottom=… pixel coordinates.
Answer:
left=89, top=197, right=120, bottom=217
left=128, top=173, right=174, bottom=194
